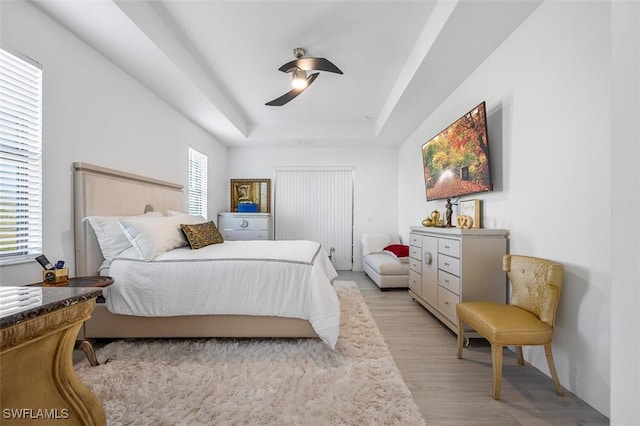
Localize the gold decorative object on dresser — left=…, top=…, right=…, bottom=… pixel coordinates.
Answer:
left=0, top=286, right=106, bottom=425
left=408, top=226, right=508, bottom=336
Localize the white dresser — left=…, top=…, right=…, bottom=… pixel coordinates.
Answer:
left=409, top=226, right=508, bottom=335
left=218, top=212, right=271, bottom=241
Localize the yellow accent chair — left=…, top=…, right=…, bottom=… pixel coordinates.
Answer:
left=456, top=254, right=564, bottom=400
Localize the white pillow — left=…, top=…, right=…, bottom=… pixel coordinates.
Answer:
left=85, top=211, right=162, bottom=261
left=119, top=214, right=206, bottom=260
left=167, top=210, right=210, bottom=224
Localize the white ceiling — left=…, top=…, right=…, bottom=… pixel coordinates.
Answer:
left=32, top=0, right=541, bottom=148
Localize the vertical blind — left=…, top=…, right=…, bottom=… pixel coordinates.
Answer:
left=188, top=147, right=208, bottom=219
left=274, top=168, right=354, bottom=270
left=0, top=48, right=43, bottom=261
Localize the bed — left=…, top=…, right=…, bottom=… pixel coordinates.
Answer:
left=73, top=162, right=340, bottom=349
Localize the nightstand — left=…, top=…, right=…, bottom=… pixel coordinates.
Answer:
left=0, top=286, right=106, bottom=424
left=28, top=276, right=114, bottom=366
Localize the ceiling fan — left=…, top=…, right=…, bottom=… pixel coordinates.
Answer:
left=265, top=48, right=343, bottom=106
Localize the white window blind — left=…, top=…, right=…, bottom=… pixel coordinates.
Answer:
left=0, top=48, right=43, bottom=263
left=188, top=147, right=207, bottom=219
left=274, top=167, right=354, bottom=270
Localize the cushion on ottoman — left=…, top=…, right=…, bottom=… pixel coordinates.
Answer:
left=364, top=253, right=410, bottom=275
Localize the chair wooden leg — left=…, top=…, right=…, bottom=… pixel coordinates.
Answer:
left=457, top=317, right=465, bottom=359
left=515, top=345, right=524, bottom=365
left=491, top=344, right=503, bottom=400
left=544, top=342, right=564, bottom=396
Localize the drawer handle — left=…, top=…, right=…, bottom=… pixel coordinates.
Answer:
left=444, top=262, right=450, bottom=267
left=444, top=245, right=450, bottom=249
left=444, top=279, right=449, bottom=284
left=240, top=219, right=249, bottom=228
left=423, top=252, right=432, bottom=264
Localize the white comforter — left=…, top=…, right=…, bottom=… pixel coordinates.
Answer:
left=103, top=240, right=340, bottom=348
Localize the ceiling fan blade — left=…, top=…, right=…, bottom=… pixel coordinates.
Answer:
left=279, top=57, right=343, bottom=74
left=265, top=73, right=319, bottom=106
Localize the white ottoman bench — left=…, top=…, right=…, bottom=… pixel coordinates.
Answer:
left=361, top=233, right=410, bottom=289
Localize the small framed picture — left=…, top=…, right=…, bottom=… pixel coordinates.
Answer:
left=459, top=199, right=481, bottom=228
left=230, top=179, right=271, bottom=213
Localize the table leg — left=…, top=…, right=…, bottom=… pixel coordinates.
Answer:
left=76, top=340, right=111, bottom=366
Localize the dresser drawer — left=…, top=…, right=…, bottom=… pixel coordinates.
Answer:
left=218, top=213, right=271, bottom=241
left=409, top=257, right=421, bottom=274
left=438, top=254, right=460, bottom=276
left=438, top=238, right=460, bottom=258
left=438, top=270, right=460, bottom=295
left=409, top=246, right=422, bottom=260
left=218, top=216, right=268, bottom=231
left=221, top=229, right=268, bottom=241
left=409, top=269, right=421, bottom=294
left=438, top=287, right=460, bottom=324
left=409, top=233, right=422, bottom=248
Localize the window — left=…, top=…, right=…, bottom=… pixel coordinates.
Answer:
left=0, top=47, right=43, bottom=264
left=188, top=147, right=207, bottom=219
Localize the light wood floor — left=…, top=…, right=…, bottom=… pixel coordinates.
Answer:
left=338, top=271, right=609, bottom=426
left=76, top=272, right=609, bottom=424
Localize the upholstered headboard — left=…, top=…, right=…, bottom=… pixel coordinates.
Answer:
left=73, top=162, right=184, bottom=276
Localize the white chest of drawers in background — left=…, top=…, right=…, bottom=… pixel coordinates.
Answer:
left=218, top=213, right=271, bottom=241
left=409, top=226, right=508, bottom=336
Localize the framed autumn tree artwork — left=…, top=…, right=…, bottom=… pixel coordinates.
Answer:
left=421, top=102, right=493, bottom=201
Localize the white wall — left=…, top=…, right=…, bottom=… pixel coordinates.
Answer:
left=399, top=1, right=611, bottom=416
left=610, top=2, right=640, bottom=425
left=0, top=1, right=228, bottom=285
left=227, top=146, right=399, bottom=271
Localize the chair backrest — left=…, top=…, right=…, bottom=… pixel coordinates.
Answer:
left=503, top=255, right=564, bottom=328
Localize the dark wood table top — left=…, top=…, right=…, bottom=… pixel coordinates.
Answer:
left=0, top=286, right=102, bottom=328
left=29, top=276, right=114, bottom=288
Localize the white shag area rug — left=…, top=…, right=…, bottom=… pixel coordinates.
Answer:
left=75, top=281, right=426, bottom=425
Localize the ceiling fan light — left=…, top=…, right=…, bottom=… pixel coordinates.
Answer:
left=291, top=69, right=308, bottom=89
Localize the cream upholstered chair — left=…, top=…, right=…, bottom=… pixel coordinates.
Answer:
left=456, top=254, right=564, bottom=400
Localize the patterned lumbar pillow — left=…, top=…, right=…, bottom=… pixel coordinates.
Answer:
left=180, top=221, right=224, bottom=249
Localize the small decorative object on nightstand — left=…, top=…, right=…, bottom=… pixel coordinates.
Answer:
left=35, top=254, right=69, bottom=285
left=43, top=268, right=69, bottom=285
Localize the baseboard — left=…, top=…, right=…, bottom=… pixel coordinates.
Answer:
left=522, top=346, right=610, bottom=418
